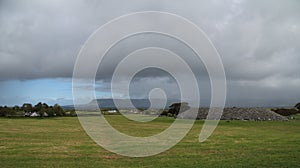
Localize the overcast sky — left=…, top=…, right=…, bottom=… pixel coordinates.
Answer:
left=0, top=0, right=299, bottom=107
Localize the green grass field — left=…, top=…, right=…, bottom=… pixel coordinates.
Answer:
left=1, top=116, right=300, bottom=168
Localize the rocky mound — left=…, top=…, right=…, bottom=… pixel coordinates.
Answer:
left=178, top=108, right=288, bottom=121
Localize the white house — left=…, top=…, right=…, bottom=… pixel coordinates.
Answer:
left=108, top=110, right=117, bottom=113
left=30, top=112, right=40, bottom=117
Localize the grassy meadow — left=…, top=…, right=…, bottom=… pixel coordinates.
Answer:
left=0, top=115, right=300, bottom=168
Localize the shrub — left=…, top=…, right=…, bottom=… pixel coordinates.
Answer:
left=168, top=102, right=190, bottom=117
left=295, top=102, right=300, bottom=110
left=272, top=108, right=299, bottom=116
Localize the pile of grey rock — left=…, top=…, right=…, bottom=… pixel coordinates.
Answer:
left=178, top=108, right=288, bottom=121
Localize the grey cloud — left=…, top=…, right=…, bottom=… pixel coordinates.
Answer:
left=1, top=0, right=300, bottom=106
left=210, top=0, right=300, bottom=82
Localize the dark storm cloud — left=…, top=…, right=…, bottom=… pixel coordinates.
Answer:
left=0, top=0, right=299, bottom=106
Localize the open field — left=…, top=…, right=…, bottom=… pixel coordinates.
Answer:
left=1, top=116, right=300, bottom=168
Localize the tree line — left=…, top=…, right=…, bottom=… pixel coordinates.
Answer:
left=0, top=102, right=76, bottom=117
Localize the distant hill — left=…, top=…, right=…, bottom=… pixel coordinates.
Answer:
left=63, top=98, right=179, bottom=110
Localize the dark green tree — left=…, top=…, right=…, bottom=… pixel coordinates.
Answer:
left=45, top=106, right=55, bottom=117
left=53, top=104, right=64, bottom=116
left=295, top=102, right=300, bottom=110
left=69, top=110, right=76, bottom=117
left=22, top=103, right=32, bottom=112
left=2, top=106, right=14, bottom=117
left=0, top=106, right=6, bottom=117
left=42, top=103, right=49, bottom=109
left=168, top=102, right=190, bottom=116
left=34, top=102, right=43, bottom=112
left=13, top=105, right=21, bottom=111
left=33, top=102, right=50, bottom=117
